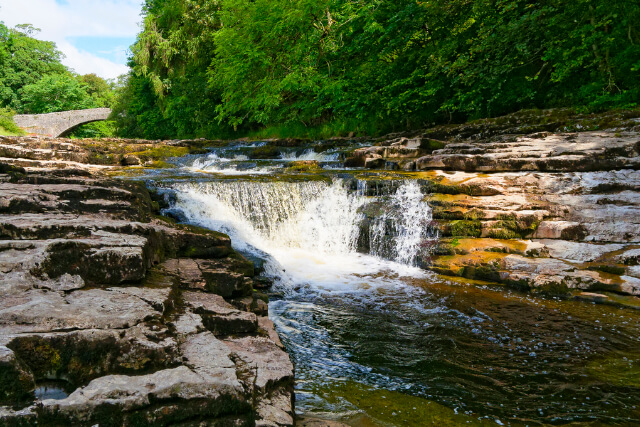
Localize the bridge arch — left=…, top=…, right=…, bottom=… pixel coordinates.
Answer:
left=13, top=108, right=112, bottom=137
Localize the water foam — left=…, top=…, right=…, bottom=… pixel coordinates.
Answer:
left=169, top=179, right=432, bottom=292
left=280, top=149, right=340, bottom=162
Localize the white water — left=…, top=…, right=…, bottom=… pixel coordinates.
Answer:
left=184, top=153, right=274, bottom=175
left=369, top=181, right=434, bottom=265
left=169, top=179, right=434, bottom=293
left=280, top=149, right=340, bottom=162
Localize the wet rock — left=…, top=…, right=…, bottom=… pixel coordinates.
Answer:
left=183, top=291, right=258, bottom=336
left=121, top=155, right=140, bottom=166
left=0, top=346, right=35, bottom=406
left=223, top=336, right=294, bottom=425
left=159, top=258, right=254, bottom=298
left=364, top=156, right=386, bottom=169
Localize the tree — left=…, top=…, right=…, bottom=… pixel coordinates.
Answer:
left=79, top=73, right=115, bottom=107
left=121, top=0, right=640, bottom=139
left=20, top=74, right=95, bottom=114
left=0, top=23, right=67, bottom=112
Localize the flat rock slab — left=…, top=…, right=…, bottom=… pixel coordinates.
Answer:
left=0, top=288, right=162, bottom=333
left=0, top=162, right=293, bottom=425
left=413, top=132, right=640, bottom=172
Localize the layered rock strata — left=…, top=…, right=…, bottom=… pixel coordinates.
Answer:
left=349, top=112, right=640, bottom=299
left=0, top=163, right=293, bottom=426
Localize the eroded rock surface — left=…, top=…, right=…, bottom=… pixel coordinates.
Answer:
left=0, top=162, right=293, bottom=426
left=350, top=112, right=640, bottom=299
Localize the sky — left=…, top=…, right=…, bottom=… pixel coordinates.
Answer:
left=0, top=0, right=144, bottom=79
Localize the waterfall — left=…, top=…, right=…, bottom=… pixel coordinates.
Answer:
left=168, top=179, right=434, bottom=268
left=369, top=181, right=434, bottom=266
left=280, top=149, right=340, bottom=162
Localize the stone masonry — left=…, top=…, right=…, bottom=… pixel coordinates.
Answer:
left=14, top=108, right=111, bottom=137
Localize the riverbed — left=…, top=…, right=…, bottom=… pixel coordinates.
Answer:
left=138, top=142, right=640, bottom=426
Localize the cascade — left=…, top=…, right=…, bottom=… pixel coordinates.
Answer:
left=169, top=179, right=433, bottom=266
left=368, top=181, right=435, bottom=266
left=280, top=149, right=340, bottom=162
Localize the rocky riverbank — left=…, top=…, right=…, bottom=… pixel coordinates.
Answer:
left=0, top=140, right=294, bottom=425
left=2, top=107, right=640, bottom=424
left=348, top=109, right=640, bottom=302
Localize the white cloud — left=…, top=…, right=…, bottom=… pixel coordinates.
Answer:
left=57, top=40, right=130, bottom=79
left=0, top=0, right=144, bottom=79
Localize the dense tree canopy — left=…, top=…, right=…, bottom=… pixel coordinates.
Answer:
left=0, top=22, right=116, bottom=115
left=114, top=0, right=640, bottom=138
left=0, top=23, right=67, bottom=111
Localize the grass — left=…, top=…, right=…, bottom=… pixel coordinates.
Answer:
left=0, top=125, right=21, bottom=136
left=0, top=108, right=25, bottom=136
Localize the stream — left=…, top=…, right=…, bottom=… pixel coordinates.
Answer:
left=137, top=142, right=640, bottom=426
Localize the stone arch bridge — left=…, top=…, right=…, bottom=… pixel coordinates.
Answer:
left=13, top=108, right=112, bottom=137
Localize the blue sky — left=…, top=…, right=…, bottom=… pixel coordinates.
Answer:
left=0, top=0, right=144, bottom=79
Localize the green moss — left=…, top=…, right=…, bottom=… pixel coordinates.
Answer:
left=487, top=228, right=519, bottom=240
left=462, top=263, right=501, bottom=282
left=0, top=360, right=35, bottom=406
left=285, top=160, right=323, bottom=172
left=588, top=265, right=626, bottom=276
left=449, top=220, right=482, bottom=237
left=131, top=146, right=190, bottom=162
left=505, top=278, right=532, bottom=292
left=145, top=160, right=173, bottom=168
left=487, top=216, right=540, bottom=239
left=532, top=281, right=571, bottom=297
left=8, top=338, right=61, bottom=378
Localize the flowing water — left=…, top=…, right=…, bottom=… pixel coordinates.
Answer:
left=141, top=143, right=640, bottom=426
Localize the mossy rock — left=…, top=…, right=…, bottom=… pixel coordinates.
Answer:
left=487, top=216, right=541, bottom=239
left=285, top=160, right=323, bottom=173
left=587, top=265, right=626, bottom=276
left=419, top=138, right=446, bottom=153
left=448, top=220, right=482, bottom=238
left=531, top=281, right=571, bottom=297
left=249, top=145, right=281, bottom=159
left=0, top=351, right=35, bottom=406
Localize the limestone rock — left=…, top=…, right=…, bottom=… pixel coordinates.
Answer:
left=0, top=161, right=292, bottom=425
left=183, top=291, right=258, bottom=336
left=0, top=346, right=35, bottom=405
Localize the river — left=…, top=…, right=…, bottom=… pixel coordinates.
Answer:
left=136, top=141, right=640, bottom=426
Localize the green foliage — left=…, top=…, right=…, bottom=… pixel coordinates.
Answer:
left=119, top=0, right=640, bottom=139
left=67, top=121, right=117, bottom=139
left=79, top=73, right=116, bottom=107
left=0, top=23, right=67, bottom=112
left=20, top=73, right=95, bottom=114
left=0, top=22, right=117, bottom=119
left=0, top=107, right=25, bottom=135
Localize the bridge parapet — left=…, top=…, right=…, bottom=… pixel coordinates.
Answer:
left=14, top=108, right=112, bottom=137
